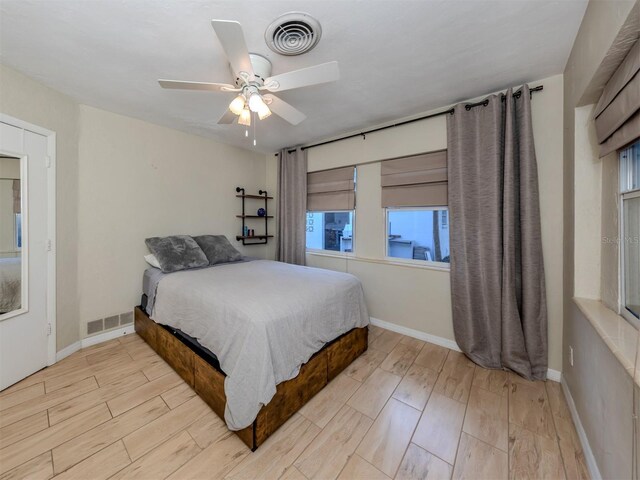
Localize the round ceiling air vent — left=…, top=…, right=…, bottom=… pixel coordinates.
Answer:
left=265, top=12, right=322, bottom=56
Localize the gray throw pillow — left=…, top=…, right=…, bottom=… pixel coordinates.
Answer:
left=193, top=235, right=242, bottom=265
left=145, top=235, right=209, bottom=273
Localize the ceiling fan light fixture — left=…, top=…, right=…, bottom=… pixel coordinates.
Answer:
left=238, top=107, right=251, bottom=126
left=248, top=92, right=266, bottom=113
left=257, top=103, right=272, bottom=120
left=229, top=94, right=246, bottom=115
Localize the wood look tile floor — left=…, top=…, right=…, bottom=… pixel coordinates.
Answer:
left=0, top=326, right=590, bottom=480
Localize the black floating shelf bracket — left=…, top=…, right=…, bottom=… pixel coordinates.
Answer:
left=236, top=186, right=272, bottom=246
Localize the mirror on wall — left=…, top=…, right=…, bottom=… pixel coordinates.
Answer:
left=0, top=156, right=24, bottom=317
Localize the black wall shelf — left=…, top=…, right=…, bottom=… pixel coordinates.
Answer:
left=236, top=187, right=273, bottom=245
left=236, top=194, right=274, bottom=200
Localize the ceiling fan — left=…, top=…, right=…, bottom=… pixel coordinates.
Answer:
left=158, top=20, right=340, bottom=126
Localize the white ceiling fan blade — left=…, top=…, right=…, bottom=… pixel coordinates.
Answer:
left=264, top=61, right=339, bottom=92
left=264, top=95, right=306, bottom=125
left=158, top=79, right=237, bottom=92
left=217, top=109, right=237, bottom=124
left=211, top=20, right=254, bottom=79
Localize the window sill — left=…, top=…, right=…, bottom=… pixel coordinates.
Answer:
left=305, top=250, right=450, bottom=272
left=573, top=297, right=638, bottom=385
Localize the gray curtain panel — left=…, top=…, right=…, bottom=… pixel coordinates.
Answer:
left=276, top=147, right=307, bottom=265
left=447, top=85, right=548, bottom=380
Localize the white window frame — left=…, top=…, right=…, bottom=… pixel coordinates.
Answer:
left=619, top=142, right=639, bottom=328
left=384, top=206, right=450, bottom=269
left=305, top=210, right=356, bottom=255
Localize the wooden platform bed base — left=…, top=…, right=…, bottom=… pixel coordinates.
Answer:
left=134, top=307, right=368, bottom=451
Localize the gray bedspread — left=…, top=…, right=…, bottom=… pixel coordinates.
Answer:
left=142, top=267, right=165, bottom=315
left=149, top=259, right=369, bottom=430
left=142, top=258, right=254, bottom=315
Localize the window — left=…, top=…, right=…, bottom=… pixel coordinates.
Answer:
left=386, top=208, right=450, bottom=264
left=306, top=211, right=353, bottom=252
left=306, top=166, right=356, bottom=253
left=620, top=140, right=640, bottom=324
left=14, top=213, right=21, bottom=250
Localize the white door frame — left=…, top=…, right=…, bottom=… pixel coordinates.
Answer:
left=0, top=113, right=57, bottom=366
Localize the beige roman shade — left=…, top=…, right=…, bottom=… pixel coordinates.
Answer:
left=381, top=150, right=447, bottom=207
left=307, top=166, right=355, bottom=211
left=594, top=39, right=640, bottom=157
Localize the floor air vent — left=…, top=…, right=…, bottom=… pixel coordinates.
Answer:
left=265, top=12, right=322, bottom=56
left=86, top=311, right=134, bottom=336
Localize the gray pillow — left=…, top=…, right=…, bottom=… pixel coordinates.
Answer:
left=193, top=235, right=242, bottom=265
left=145, top=235, right=209, bottom=273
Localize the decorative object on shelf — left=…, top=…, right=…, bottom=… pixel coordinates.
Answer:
left=236, top=187, right=273, bottom=245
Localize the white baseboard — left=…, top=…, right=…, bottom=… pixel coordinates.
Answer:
left=546, top=368, right=562, bottom=382
left=369, top=316, right=562, bottom=382
left=55, top=341, right=81, bottom=362
left=55, top=325, right=135, bottom=362
left=369, top=317, right=461, bottom=352
left=81, top=325, right=135, bottom=348
left=561, top=375, right=602, bottom=480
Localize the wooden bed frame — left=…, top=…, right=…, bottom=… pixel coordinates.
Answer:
left=134, top=307, right=368, bottom=450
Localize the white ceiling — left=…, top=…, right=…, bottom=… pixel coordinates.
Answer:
left=0, top=0, right=587, bottom=153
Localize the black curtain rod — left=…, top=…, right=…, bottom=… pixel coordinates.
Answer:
left=276, top=85, right=543, bottom=156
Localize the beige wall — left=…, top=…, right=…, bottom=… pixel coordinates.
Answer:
left=562, top=1, right=638, bottom=478
left=0, top=157, right=20, bottom=178
left=601, top=151, right=620, bottom=311
left=565, top=303, right=634, bottom=479
left=0, top=64, right=81, bottom=351
left=573, top=104, right=602, bottom=298
left=76, top=105, right=268, bottom=335
left=265, top=154, right=278, bottom=261
left=300, top=73, right=565, bottom=371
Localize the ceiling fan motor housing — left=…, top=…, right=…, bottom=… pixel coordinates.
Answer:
left=232, top=53, right=273, bottom=86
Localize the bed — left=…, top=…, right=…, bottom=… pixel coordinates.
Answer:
left=136, top=258, right=369, bottom=450
left=0, top=257, right=21, bottom=314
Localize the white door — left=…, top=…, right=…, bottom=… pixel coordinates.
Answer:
left=0, top=122, right=51, bottom=390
